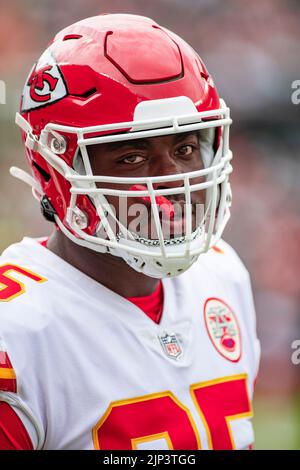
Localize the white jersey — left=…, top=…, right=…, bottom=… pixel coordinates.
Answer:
left=0, top=237, right=260, bottom=450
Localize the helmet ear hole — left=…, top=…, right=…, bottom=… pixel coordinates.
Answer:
left=32, top=163, right=57, bottom=223
left=32, top=161, right=51, bottom=182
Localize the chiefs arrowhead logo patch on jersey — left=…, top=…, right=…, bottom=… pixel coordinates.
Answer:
left=204, top=298, right=242, bottom=362
left=21, top=49, right=67, bottom=112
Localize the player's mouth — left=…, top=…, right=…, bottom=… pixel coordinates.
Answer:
left=128, top=185, right=200, bottom=240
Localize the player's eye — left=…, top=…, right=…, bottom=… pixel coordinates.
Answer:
left=175, top=144, right=196, bottom=157
left=121, top=155, right=146, bottom=164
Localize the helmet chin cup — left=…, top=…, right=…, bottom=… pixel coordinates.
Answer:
left=115, top=228, right=205, bottom=278
left=123, top=252, right=199, bottom=279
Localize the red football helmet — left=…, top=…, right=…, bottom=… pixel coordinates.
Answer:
left=12, top=13, right=232, bottom=278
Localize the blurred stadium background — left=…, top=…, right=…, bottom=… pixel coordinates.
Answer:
left=0, top=0, right=299, bottom=449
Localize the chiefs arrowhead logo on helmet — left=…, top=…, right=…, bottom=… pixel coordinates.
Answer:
left=28, top=65, right=59, bottom=103
left=21, top=49, right=67, bottom=112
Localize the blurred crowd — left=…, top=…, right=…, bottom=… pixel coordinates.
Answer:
left=0, top=0, right=300, bottom=448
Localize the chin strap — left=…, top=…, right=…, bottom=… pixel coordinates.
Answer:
left=9, top=166, right=43, bottom=202
left=9, top=166, right=57, bottom=222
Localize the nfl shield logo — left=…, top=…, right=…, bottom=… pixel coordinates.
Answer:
left=159, top=333, right=182, bottom=360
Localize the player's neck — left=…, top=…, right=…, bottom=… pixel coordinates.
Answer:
left=46, top=229, right=159, bottom=298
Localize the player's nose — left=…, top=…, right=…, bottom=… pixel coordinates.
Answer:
left=151, top=153, right=185, bottom=191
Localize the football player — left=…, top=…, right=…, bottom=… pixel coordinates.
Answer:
left=0, top=14, right=260, bottom=450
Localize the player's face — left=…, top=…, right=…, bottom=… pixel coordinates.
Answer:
left=88, top=132, right=206, bottom=240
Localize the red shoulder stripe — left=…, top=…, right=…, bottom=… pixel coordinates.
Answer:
left=0, top=351, right=17, bottom=393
